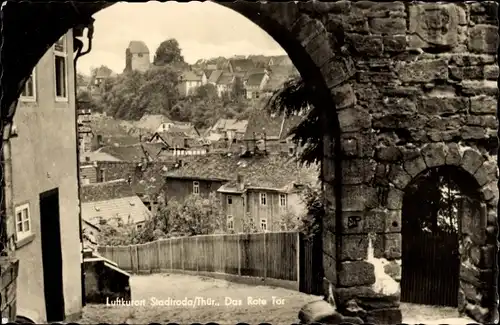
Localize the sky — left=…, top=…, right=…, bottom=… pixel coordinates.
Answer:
left=77, top=1, right=287, bottom=75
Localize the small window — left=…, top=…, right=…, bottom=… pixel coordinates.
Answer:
left=138, top=53, right=144, bottom=58
left=136, top=223, right=143, bottom=230
left=20, top=69, right=36, bottom=101
left=193, top=181, right=200, bottom=195
left=280, top=194, right=287, bottom=207
left=227, top=195, right=233, bottom=205
left=260, top=218, right=267, bottom=231
left=54, top=55, right=68, bottom=100
left=227, top=215, right=234, bottom=231
left=98, top=169, right=106, bottom=182
left=260, top=193, right=267, bottom=206
left=15, top=204, right=31, bottom=241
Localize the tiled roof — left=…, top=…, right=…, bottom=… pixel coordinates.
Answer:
left=131, top=161, right=172, bottom=197
left=82, top=195, right=151, bottom=226
left=80, top=151, right=121, bottom=163
left=208, top=70, right=223, bottom=84
left=246, top=72, right=267, bottom=87
left=270, top=55, right=292, bottom=66
left=211, top=119, right=248, bottom=133
left=81, top=179, right=136, bottom=203
left=99, top=144, right=148, bottom=162
left=262, top=73, right=290, bottom=92
left=167, top=153, right=319, bottom=190
left=217, top=73, right=234, bottom=85
left=135, top=114, right=172, bottom=131
left=243, top=110, right=303, bottom=140
left=180, top=71, right=203, bottom=82
left=229, top=59, right=256, bottom=72
left=128, top=40, right=149, bottom=54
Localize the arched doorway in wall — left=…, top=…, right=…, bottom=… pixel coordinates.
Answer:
left=400, top=165, right=482, bottom=307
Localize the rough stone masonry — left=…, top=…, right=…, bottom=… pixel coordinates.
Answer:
left=300, top=1, right=499, bottom=324
left=0, top=1, right=499, bottom=324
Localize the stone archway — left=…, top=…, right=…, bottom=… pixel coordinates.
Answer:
left=387, top=142, right=498, bottom=323
left=1, top=1, right=357, bottom=323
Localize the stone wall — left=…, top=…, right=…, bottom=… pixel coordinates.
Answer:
left=309, top=1, right=499, bottom=323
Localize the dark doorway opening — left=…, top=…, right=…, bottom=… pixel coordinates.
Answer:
left=400, top=166, right=480, bottom=307
left=40, top=188, right=65, bottom=322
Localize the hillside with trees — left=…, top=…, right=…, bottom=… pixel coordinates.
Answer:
left=77, top=38, right=271, bottom=130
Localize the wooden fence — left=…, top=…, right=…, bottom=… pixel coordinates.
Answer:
left=97, top=231, right=322, bottom=294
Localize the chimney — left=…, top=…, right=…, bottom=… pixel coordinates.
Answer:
left=236, top=174, right=244, bottom=191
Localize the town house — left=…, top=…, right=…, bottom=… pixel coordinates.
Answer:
left=6, top=30, right=82, bottom=322
left=80, top=180, right=152, bottom=233
left=164, top=153, right=318, bottom=231
left=244, top=71, right=270, bottom=100
left=177, top=70, right=207, bottom=97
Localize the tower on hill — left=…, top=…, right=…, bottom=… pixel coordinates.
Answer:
left=124, top=40, right=150, bottom=73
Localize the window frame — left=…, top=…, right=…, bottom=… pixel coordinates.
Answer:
left=279, top=194, right=287, bottom=207
left=260, top=192, right=267, bottom=206
left=54, top=35, right=69, bottom=102
left=227, top=215, right=234, bottom=231
left=98, top=169, right=106, bottom=183
left=227, top=195, right=233, bottom=205
left=260, top=218, right=268, bottom=231
left=15, top=203, right=32, bottom=241
left=19, top=68, right=37, bottom=102
left=193, top=181, right=200, bottom=195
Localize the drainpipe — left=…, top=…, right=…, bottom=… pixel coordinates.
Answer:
left=73, top=19, right=94, bottom=308
left=1, top=122, right=17, bottom=255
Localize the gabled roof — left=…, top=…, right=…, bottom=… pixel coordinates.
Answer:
left=135, top=114, right=172, bottom=131
left=211, top=119, right=248, bottom=133
left=270, top=55, right=292, bottom=66
left=243, top=110, right=303, bottom=140
left=82, top=195, right=151, bottom=226
left=81, top=179, right=136, bottom=203
left=166, top=153, right=318, bottom=190
left=217, top=73, right=235, bottom=85
left=246, top=72, right=267, bottom=87
left=127, top=40, right=149, bottom=54
left=99, top=144, right=148, bottom=162
left=208, top=70, right=223, bottom=84
left=180, top=70, right=204, bottom=82
left=80, top=151, right=121, bottom=163
left=229, top=58, right=256, bottom=72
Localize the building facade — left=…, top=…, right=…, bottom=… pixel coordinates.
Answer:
left=7, top=30, right=82, bottom=322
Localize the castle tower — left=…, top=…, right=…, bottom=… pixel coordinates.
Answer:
left=124, top=40, right=150, bottom=73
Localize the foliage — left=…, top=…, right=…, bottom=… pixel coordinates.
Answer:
left=265, top=76, right=322, bottom=166
left=97, top=193, right=225, bottom=246
left=153, top=39, right=185, bottom=66
left=240, top=212, right=260, bottom=234
left=298, top=186, right=324, bottom=241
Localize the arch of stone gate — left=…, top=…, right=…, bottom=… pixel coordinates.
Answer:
left=391, top=144, right=498, bottom=321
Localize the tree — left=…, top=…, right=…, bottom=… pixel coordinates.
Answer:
left=266, top=76, right=321, bottom=166
left=153, top=39, right=185, bottom=66
left=139, top=65, right=181, bottom=115
left=240, top=212, right=260, bottom=233
left=273, top=209, right=301, bottom=231
left=195, top=84, right=218, bottom=102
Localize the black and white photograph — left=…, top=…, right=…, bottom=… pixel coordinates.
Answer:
left=0, top=1, right=499, bottom=324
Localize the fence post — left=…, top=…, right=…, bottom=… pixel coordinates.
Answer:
left=263, top=232, right=267, bottom=279
left=157, top=240, right=161, bottom=272
left=129, top=246, right=134, bottom=273
left=196, top=236, right=199, bottom=272
left=181, top=237, right=185, bottom=270
left=237, top=234, right=241, bottom=276
left=296, top=232, right=301, bottom=291
left=169, top=238, right=173, bottom=270
left=136, top=245, right=140, bottom=273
